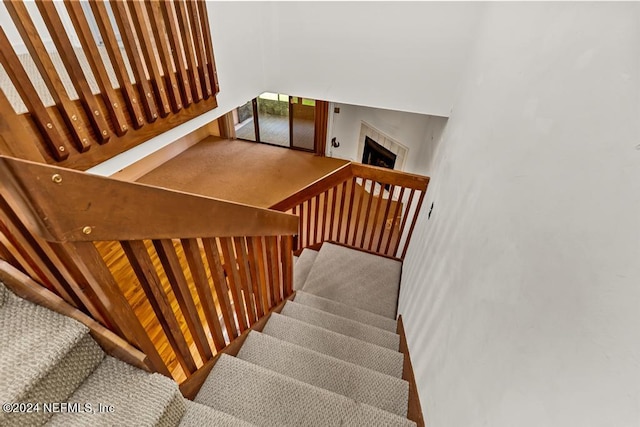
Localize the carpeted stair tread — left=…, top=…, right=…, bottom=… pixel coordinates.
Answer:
left=262, top=313, right=403, bottom=378
left=0, top=283, right=8, bottom=308
left=294, top=248, right=318, bottom=290
left=237, top=331, right=409, bottom=416
left=195, top=354, right=415, bottom=427
left=295, top=290, right=398, bottom=332
left=47, top=356, right=185, bottom=426
left=0, top=288, right=104, bottom=426
left=281, top=300, right=400, bottom=350
left=302, top=243, right=402, bottom=318
left=180, top=400, right=256, bottom=426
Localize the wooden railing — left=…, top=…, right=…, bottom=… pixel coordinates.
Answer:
left=0, top=155, right=296, bottom=382
left=271, top=163, right=430, bottom=260
left=0, top=0, right=218, bottom=170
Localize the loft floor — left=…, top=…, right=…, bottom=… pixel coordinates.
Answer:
left=136, top=137, right=348, bottom=208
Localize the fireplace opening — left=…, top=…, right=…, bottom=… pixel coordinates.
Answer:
left=362, top=136, right=397, bottom=170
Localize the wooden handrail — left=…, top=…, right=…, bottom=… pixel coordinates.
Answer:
left=0, top=156, right=297, bottom=242
left=271, top=161, right=430, bottom=260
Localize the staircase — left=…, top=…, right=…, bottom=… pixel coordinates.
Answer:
left=0, top=242, right=418, bottom=426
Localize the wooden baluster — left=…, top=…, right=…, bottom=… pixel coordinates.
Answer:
left=377, top=185, right=396, bottom=253
left=401, top=190, right=426, bottom=259
left=233, top=237, right=257, bottom=325
left=3, top=1, right=92, bottom=152
left=127, top=1, right=172, bottom=117
left=186, top=0, right=212, bottom=98
left=159, top=0, right=193, bottom=107
left=0, top=89, right=46, bottom=163
left=336, top=180, right=348, bottom=243
left=153, top=239, right=218, bottom=357
left=255, top=237, right=273, bottom=308
left=36, top=1, right=111, bottom=144
left=64, top=241, right=171, bottom=377
left=0, top=238, right=17, bottom=266
left=351, top=178, right=367, bottom=247
left=265, top=236, right=282, bottom=304
left=180, top=239, right=231, bottom=342
left=313, top=195, right=320, bottom=245
left=200, top=238, right=237, bottom=340
left=0, top=30, right=69, bottom=160
left=328, top=187, right=337, bottom=241
left=64, top=0, right=129, bottom=136
left=110, top=0, right=159, bottom=123
left=385, top=187, right=405, bottom=256
left=393, top=189, right=415, bottom=257
left=244, top=236, right=264, bottom=318
left=291, top=205, right=300, bottom=251
left=367, top=183, right=386, bottom=251
left=173, top=0, right=203, bottom=102
left=321, top=191, right=328, bottom=242
left=281, top=235, right=293, bottom=297
left=359, top=181, right=376, bottom=248
left=196, top=0, right=219, bottom=94
left=345, top=177, right=357, bottom=247
left=121, top=240, right=197, bottom=375
left=144, top=1, right=183, bottom=112
left=304, top=199, right=312, bottom=248
left=220, top=237, right=249, bottom=333
left=247, top=236, right=268, bottom=315
left=89, top=0, right=145, bottom=129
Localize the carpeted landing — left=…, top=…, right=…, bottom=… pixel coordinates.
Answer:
left=0, top=243, right=413, bottom=426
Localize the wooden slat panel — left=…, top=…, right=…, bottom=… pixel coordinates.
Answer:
left=36, top=1, right=111, bottom=144
left=127, top=0, right=172, bottom=117
left=196, top=0, right=219, bottom=93
left=220, top=237, right=249, bottom=333
left=110, top=0, right=159, bottom=123
left=159, top=0, right=193, bottom=107
left=121, top=240, right=197, bottom=375
left=173, top=0, right=203, bottom=102
left=183, top=238, right=231, bottom=344
left=153, top=239, right=216, bottom=358
left=63, top=241, right=171, bottom=376
left=233, top=236, right=257, bottom=325
left=200, top=238, right=238, bottom=340
left=367, top=184, right=385, bottom=251
left=394, top=189, right=415, bottom=256
left=336, top=180, right=348, bottom=242
left=144, top=1, right=183, bottom=112
left=401, top=190, right=427, bottom=259
left=4, top=1, right=92, bottom=152
left=377, top=185, right=396, bottom=252
left=64, top=0, right=129, bottom=136
left=89, top=0, right=145, bottom=129
left=186, top=0, right=212, bottom=98
left=385, top=187, right=405, bottom=256
left=247, top=237, right=269, bottom=319
left=0, top=29, right=69, bottom=160
left=281, top=235, right=293, bottom=297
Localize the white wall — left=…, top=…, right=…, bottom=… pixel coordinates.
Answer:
left=399, top=3, right=640, bottom=427
left=266, top=2, right=484, bottom=117
left=328, top=103, right=447, bottom=175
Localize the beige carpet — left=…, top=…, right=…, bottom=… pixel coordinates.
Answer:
left=137, top=137, right=348, bottom=208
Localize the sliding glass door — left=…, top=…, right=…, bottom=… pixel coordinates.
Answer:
left=234, top=92, right=318, bottom=152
